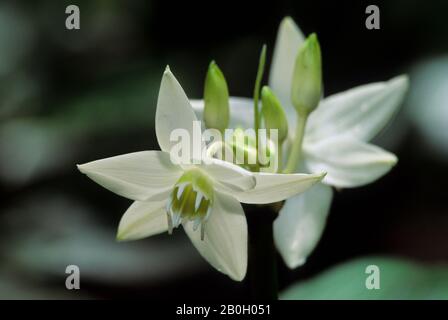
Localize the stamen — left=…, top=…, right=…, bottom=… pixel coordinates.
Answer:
left=177, top=183, right=187, bottom=200
left=195, top=192, right=204, bottom=211
left=172, top=212, right=182, bottom=228
left=201, top=222, right=206, bottom=241
left=165, top=196, right=173, bottom=213
left=165, top=168, right=214, bottom=239
left=205, top=206, right=212, bottom=220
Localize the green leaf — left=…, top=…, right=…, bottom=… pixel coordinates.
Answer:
left=281, top=256, right=448, bottom=300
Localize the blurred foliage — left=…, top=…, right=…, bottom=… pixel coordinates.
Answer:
left=281, top=257, right=448, bottom=300
left=0, top=193, right=205, bottom=299
left=0, top=70, right=159, bottom=185
left=407, top=56, right=448, bottom=159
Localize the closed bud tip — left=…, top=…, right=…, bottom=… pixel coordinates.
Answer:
left=291, top=33, right=322, bottom=116
left=261, top=86, right=289, bottom=143
left=204, top=61, right=230, bottom=132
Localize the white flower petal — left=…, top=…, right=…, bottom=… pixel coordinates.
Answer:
left=306, top=75, right=409, bottom=142
left=191, top=97, right=253, bottom=129
left=155, top=67, right=199, bottom=152
left=269, top=17, right=305, bottom=127
left=197, top=158, right=256, bottom=192
left=304, top=135, right=397, bottom=188
left=117, top=200, right=168, bottom=241
left=274, top=182, right=333, bottom=269
left=232, top=172, right=325, bottom=204
left=183, top=191, right=247, bottom=281
left=77, top=151, right=182, bottom=201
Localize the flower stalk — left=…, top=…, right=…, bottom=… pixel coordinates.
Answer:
left=253, top=44, right=267, bottom=160
left=283, top=113, right=308, bottom=174
left=245, top=203, right=279, bottom=300
left=283, top=33, right=322, bottom=174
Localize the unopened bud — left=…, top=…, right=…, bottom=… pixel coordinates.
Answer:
left=261, top=86, right=289, bottom=143
left=291, top=33, right=322, bottom=116
left=204, top=61, right=230, bottom=132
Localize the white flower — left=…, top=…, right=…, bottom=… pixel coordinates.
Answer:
left=77, top=67, right=324, bottom=281
left=191, top=17, right=409, bottom=269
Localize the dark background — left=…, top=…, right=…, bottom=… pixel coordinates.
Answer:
left=0, top=0, right=447, bottom=299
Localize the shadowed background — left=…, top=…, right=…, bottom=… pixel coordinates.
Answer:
left=1, top=0, right=448, bottom=299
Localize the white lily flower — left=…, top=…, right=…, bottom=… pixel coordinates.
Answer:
left=191, top=17, right=409, bottom=269
left=77, top=67, right=324, bottom=281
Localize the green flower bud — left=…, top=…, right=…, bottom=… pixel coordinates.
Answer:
left=291, top=33, right=322, bottom=116
left=261, top=86, right=289, bottom=143
left=225, top=128, right=278, bottom=173
left=204, top=61, right=230, bottom=132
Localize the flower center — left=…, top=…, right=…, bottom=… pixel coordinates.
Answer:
left=166, top=168, right=214, bottom=240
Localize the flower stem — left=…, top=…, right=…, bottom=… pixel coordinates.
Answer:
left=253, top=45, right=267, bottom=159
left=283, top=113, right=308, bottom=174
left=245, top=204, right=278, bottom=300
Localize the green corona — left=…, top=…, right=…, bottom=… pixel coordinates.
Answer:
left=166, top=168, right=214, bottom=240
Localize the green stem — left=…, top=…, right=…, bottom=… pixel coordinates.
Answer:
left=253, top=45, right=267, bottom=158
left=246, top=204, right=278, bottom=300
left=283, top=113, right=308, bottom=174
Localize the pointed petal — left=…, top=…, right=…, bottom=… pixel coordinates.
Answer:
left=117, top=200, right=168, bottom=241
left=77, top=151, right=182, bottom=201
left=191, top=97, right=253, bottom=129
left=183, top=191, right=247, bottom=281
left=156, top=67, right=199, bottom=152
left=269, top=17, right=305, bottom=112
left=231, top=172, right=325, bottom=204
left=307, top=75, right=409, bottom=142
left=274, top=182, right=333, bottom=269
left=197, top=158, right=256, bottom=192
left=304, top=136, right=397, bottom=188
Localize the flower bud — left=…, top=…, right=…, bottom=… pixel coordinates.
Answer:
left=226, top=128, right=278, bottom=172
left=291, top=33, right=322, bottom=116
left=204, top=61, right=230, bottom=132
left=261, top=86, right=288, bottom=143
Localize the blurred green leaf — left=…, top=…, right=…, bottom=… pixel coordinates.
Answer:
left=0, top=4, right=33, bottom=76
left=0, top=269, right=90, bottom=299
left=1, top=194, right=204, bottom=286
left=407, top=56, right=448, bottom=159
left=281, top=257, right=448, bottom=300
left=0, top=68, right=160, bottom=184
